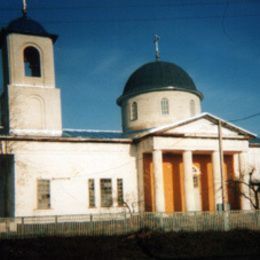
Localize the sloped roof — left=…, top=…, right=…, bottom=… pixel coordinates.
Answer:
left=62, top=128, right=150, bottom=140
left=63, top=129, right=126, bottom=139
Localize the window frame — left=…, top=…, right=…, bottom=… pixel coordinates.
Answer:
left=37, top=179, right=51, bottom=210
left=130, top=101, right=138, bottom=121
left=161, top=98, right=169, bottom=115
left=88, top=179, right=95, bottom=208
left=100, top=179, right=113, bottom=207
left=117, top=178, right=124, bottom=207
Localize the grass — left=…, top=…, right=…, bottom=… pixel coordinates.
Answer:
left=0, top=229, right=259, bottom=259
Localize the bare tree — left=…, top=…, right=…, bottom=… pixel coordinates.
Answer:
left=227, top=169, right=260, bottom=209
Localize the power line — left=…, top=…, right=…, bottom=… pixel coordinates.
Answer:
left=229, top=112, right=260, bottom=123
left=0, top=13, right=259, bottom=27
left=0, top=0, right=259, bottom=11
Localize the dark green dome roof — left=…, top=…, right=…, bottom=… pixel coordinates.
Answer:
left=117, top=61, right=203, bottom=105
left=7, top=16, right=48, bottom=35
left=0, top=15, right=57, bottom=44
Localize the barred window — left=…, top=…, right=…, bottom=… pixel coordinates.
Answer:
left=117, top=179, right=124, bottom=206
left=37, top=179, right=50, bottom=209
left=88, top=179, right=95, bottom=208
left=24, top=46, right=41, bottom=77
left=161, top=98, right=169, bottom=115
left=130, top=102, right=138, bottom=121
left=100, top=179, right=112, bottom=207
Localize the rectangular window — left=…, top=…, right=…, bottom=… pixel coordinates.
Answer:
left=37, top=179, right=50, bottom=209
left=117, top=179, right=124, bottom=206
left=100, top=179, right=112, bottom=207
left=88, top=179, right=95, bottom=207
left=161, top=98, right=169, bottom=115
left=130, top=102, right=138, bottom=121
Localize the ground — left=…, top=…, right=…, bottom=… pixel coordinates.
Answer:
left=0, top=230, right=260, bottom=259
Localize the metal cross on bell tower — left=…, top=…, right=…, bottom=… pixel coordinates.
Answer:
left=153, top=34, right=160, bottom=61
left=22, top=0, right=27, bottom=16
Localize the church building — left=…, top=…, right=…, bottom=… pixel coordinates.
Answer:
left=0, top=12, right=259, bottom=218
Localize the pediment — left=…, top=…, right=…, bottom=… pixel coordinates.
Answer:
left=135, top=113, right=255, bottom=139
left=163, top=118, right=241, bottom=137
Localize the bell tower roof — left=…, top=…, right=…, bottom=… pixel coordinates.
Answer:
left=0, top=15, right=58, bottom=47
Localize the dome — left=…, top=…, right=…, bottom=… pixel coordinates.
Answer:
left=0, top=15, right=57, bottom=43
left=117, top=61, right=203, bottom=105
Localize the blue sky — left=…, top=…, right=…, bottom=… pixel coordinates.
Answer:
left=0, top=0, right=260, bottom=135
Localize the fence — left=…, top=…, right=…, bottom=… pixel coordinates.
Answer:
left=0, top=210, right=259, bottom=239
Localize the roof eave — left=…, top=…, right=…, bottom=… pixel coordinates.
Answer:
left=117, top=86, right=203, bottom=106
left=0, top=29, right=58, bottom=44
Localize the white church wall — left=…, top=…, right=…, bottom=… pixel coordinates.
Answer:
left=9, top=140, right=138, bottom=217
left=122, top=90, right=201, bottom=131
left=8, top=85, right=62, bottom=135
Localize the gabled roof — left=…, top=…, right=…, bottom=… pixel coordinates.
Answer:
left=132, top=113, right=256, bottom=140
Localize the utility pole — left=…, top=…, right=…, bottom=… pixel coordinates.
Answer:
left=218, top=120, right=227, bottom=211
left=218, top=120, right=230, bottom=231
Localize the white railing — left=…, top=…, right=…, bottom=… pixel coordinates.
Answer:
left=0, top=210, right=259, bottom=239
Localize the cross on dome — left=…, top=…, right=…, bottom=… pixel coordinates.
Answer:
left=22, top=0, right=27, bottom=16
left=153, top=34, right=160, bottom=61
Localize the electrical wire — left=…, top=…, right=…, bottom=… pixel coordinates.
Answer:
left=229, top=112, right=260, bottom=123
left=0, top=0, right=259, bottom=11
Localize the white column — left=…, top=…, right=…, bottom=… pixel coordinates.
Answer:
left=239, top=152, right=251, bottom=210
left=137, top=148, right=145, bottom=212
left=233, top=153, right=240, bottom=179
left=212, top=151, right=223, bottom=210
left=152, top=150, right=165, bottom=212
left=183, top=150, right=196, bottom=211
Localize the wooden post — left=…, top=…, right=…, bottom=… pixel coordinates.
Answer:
left=218, top=120, right=227, bottom=211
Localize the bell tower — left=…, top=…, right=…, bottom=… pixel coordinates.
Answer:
left=0, top=9, right=62, bottom=136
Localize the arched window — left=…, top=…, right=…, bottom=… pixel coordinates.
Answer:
left=24, top=46, right=41, bottom=77
left=161, top=98, right=169, bottom=115
left=190, top=99, right=196, bottom=116
left=130, top=102, right=138, bottom=121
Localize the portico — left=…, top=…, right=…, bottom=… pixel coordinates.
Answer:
left=143, top=149, right=246, bottom=213
left=138, top=113, right=253, bottom=213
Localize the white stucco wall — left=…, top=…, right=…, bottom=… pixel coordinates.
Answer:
left=8, top=85, right=62, bottom=135
left=121, top=90, right=201, bottom=131
left=8, top=140, right=138, bottom=217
